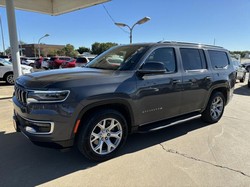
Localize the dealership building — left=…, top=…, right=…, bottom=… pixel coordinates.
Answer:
left=20, top=44, right=65, bottom=57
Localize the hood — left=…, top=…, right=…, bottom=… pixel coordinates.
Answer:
left=21, top=64, right=33, bottom=69
left=16, top=67, right=133, bottom=89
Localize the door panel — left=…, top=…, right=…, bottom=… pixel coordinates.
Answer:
left=181, top=70, right=212, bottom=114
left=134, top=47, right=183, bottom=125
left=179, top=48, right=212, bottom=114
left=135, top=73, right=182, bottom=125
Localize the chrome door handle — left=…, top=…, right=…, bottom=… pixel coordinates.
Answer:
left=172, top=79, right=181, bottom=84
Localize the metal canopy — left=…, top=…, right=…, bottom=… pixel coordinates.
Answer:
left=0, top=0, right=110, bottom=80
left=0, top=0, right=110, bottom=15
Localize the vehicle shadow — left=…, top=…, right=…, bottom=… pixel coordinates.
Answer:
left=0, top=117, right=210, bottom=186
left=0, top=81, right=13, bottom=86
left=233, top=84, right=250, bottom=96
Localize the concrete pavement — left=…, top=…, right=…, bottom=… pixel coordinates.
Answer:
left=0, top=79, right=250, bottom=186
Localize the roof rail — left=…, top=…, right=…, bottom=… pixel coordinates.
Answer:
left=157, top=41, right=224, bottom=49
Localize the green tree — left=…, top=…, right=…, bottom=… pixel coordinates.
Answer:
left=91, top=42, right=118, bottom=55
left=77, top=46, right=90, bottom=54
left=19, top=40, right=26, bottom=45
left=57, top=44, right=78, bottom=57
left=230, top=51, right=250, bottom=58
left=47, top=49, right=57, bottom=57
left=4, top=47, right=11, bottom=55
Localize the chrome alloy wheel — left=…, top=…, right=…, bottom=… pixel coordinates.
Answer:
left=210, top=96, right=224, bottom=120
left=90, top=118, right=123, bottom=155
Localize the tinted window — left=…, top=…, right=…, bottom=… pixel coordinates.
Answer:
left=0, top=55, right=8, bottom=58
left=180, top=48, right=207, bottom=70
left=145, top=47, right=176, bottom=72
left=50, top=57, right=57, bottom=61
left=76, top=58, right=87, bottom=63
left=208, top=50, right=229, bottom=68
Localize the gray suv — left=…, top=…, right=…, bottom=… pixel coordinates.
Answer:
left=13, top=42, right=236, bottom=161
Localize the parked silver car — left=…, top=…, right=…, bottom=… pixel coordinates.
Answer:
left=248, top=73, right=250, bottom=88
left=232, top=61, right=246, bottom=82
left=75, top=56, right=96, bottom=67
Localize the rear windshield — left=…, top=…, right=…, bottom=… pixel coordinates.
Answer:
left=76, top=58, right=87, bottom=63
left=50, top=57, right=57, bottom=61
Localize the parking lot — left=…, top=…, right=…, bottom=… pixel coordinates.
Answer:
left=0, top=78, right=250, bottom=186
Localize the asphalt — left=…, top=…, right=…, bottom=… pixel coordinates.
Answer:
left=0, top=78, right=250, bottom=187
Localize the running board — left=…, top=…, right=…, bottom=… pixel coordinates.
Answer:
left=137, top=113, right=201, bottom=133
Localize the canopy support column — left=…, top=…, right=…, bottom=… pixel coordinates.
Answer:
left=6, top=0, right=21, bottom=80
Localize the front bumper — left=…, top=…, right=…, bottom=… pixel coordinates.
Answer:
left=13, top=112, right=74, bottom=148
left=12, top=96, right=77, bottom=148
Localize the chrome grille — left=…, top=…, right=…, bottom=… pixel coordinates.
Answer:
left=15, top=84, right=27, bottom=104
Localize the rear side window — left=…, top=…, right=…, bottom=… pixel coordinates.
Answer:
left=145, top=47, right=176, bottom=73
left=208, top=50, right=229, bottom=69
left=180, top=48, right=207, bottom=70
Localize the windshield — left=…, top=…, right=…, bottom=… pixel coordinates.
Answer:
left=0, top=59, right=12, bottom=66
left=86, top=45, right=149, bottom=70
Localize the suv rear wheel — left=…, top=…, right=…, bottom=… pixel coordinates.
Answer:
left=77, top=109, right=128, bottom=161
left=201, top=92, right=225, bottom=123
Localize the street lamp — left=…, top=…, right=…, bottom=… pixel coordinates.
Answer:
left=115, top=16, right=151, bottom=44
left=38, top=33, right=49, bottom=57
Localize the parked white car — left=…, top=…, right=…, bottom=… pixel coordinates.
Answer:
left=41, top=58, right=50, bottom=69
left=20, top=57, right=36, bottom=67
left=0, top=59, right=33, bottom=84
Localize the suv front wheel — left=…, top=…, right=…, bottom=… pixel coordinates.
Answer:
left=77, top=109, right=128, bottom=161
left=201, top=92, right=225, bottom=123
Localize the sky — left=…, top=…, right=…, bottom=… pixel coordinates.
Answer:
left=0, top=0, right=249, bottom=52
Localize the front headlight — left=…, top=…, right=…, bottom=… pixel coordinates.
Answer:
left=27, top=90, right=70, bottom=104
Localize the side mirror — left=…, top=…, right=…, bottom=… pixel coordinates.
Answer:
left=137, top=62, right=166, bottom=75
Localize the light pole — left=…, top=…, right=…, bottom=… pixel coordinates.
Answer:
left=0, top=15, right=6, bottom=55
left=115, top=17, right=151, bottom=44
left=38, top=34, right=49, bottom=57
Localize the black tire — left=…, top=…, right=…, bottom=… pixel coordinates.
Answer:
left=248, top=81, right=250, bottom=88
left=240, top=74, right=245, bottom=83
left=29, top=63, right=34, bottom=67
left=77, top=109, right=128, bottom=162
left=201, top=92, right=225, bottom=123
left=4, top=72, right=14, bottom=85
left=247, top=66, right=250, bottom=72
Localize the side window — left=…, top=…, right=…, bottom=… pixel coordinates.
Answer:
left=145, top=47, right=176, bottom=72
left=208, top=50, right=229, bottom=69
left=180, top=48, right=207, bottom=70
